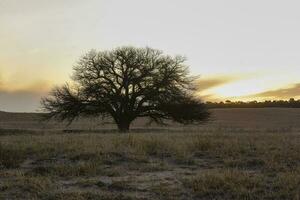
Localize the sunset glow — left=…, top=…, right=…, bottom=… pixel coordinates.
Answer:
left=1, top=0, right=300, bottom=111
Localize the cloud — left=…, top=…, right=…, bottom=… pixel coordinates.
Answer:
left=0, top=79, right=51, bottom=93
left=251, top=83, right=300, bottom=99
left=0, top=80, right=52, bottom=112
left=197, top=94, right=223, bottom=102
left=0, top=90, right=43, bottom=112
left=196, top=73, right=256, bottom=92
left=195, top=74, right=255, bottom=102
left=195, top=73, right=300, bottom=102
left=196, top=76, right=234, bottom=91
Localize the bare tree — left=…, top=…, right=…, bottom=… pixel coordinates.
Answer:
left=42, top=47, right=209, bottom=132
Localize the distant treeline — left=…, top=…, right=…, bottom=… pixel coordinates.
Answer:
left=206, top=98, right=300, bottom=108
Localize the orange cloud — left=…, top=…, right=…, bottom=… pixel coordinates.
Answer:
left=196, top=73, right=257, bottom=92
left=196, top=76, right=234, bottom=91
left=250, top=83, right=300, bottom=99
left=0, top=79, right=53, bottom=112
left=0, top=79, right=52, bottom=94
left=195, top=76, right=237, bottom=102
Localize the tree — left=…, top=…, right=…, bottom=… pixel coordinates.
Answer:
left=42, top=47, right=210, bottom=132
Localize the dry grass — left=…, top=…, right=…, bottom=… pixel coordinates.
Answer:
left=0, top=130, right=300, bottom=199
left=1, top=108, right=300, bottom=131
left=184, top=169, right=300, bottom=199
left=0, top=108, right=300, bottom=199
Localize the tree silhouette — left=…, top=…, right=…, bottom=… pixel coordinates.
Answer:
left=42, top=47, right=209, bottom=132
left=205, top=99, right=300, bottom=108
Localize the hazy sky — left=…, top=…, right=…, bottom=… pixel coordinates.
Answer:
left=1, top=0, right=300, bottom=112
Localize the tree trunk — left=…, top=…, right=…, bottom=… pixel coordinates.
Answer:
left=117, top=120, right=131, bottom=133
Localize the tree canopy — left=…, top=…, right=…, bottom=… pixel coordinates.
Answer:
left=42, top=47, right=209, bottom=132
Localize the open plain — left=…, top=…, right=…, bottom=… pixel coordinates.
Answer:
left=0, top=108, right=300, bottom=199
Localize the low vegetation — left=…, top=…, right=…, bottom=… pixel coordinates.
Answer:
left=206, top=98, right=300, bottom=108
left=0, top=130, right=299, bottom=199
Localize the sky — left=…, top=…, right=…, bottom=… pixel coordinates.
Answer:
left=0, top=0, right=300, bottom=112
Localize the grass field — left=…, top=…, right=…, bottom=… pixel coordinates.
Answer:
left=0, top=108, right=300, bottom=199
